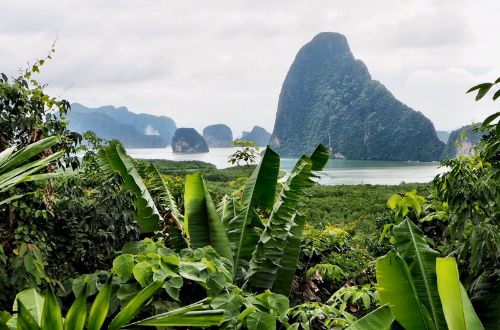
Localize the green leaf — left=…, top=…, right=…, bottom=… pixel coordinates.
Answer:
left=436, top=258, right=484, bottom=330
left=127, top=298, right=223, bottom=327
left=393, top=219, right=445, bottom=329
left=346, top=304, right=393, bottom=330
left=245, top=145, right=329, bottom=291
left=87, top=280, right=111, bottom=330
left=107, top=280, right=164, bottom=330
left=98, top=143, right=161, bottom=232
left=13, top=289, right=45, bottom=325
left=493, top=89, right=500, bottom=101
left=113, top=254, right=135, bottom=281
left=41, top=289, right=63, bottom=330
left=376, top=251, right=435, bottom=330
left=64, top=290, right=87, bottom=330
left=133, top=261, right=153, bottom=286
left=210, top=292, right=245, bottom=319
left=131, top=310, right=224, bottom=327
left=272, top=213, right=305, bottom=295
left=17, top=300, right=41, bottom=330
left=466, top=83, right=493, bottom=101
left=227, top=147, right=279, bottom=276
left=184, top=173, right=233, bottom=263
left=482, top=112, right=500, bottom=127
left=246, top=311, right=276, bottom=330
left=0, top=136, right=60, bottom=172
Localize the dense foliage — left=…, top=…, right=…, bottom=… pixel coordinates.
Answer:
left=270, top=32, right=444, bottom=161
left=0, top=59, right=498, bottom=329
left=441, top=124, right=485, bottom=158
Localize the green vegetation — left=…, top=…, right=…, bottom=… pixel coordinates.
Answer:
left=0, top=58, right=498, bottom=329
left=441, top=124, right=485, bottom=159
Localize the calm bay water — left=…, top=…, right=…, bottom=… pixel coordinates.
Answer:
left=126, top=147, right=447, bottom=185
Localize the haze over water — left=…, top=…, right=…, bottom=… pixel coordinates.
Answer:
left=127, top=147, right=447, bottom=185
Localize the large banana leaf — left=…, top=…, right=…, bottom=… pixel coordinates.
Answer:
left=184, top=173, right=233, bottom=263
left=346, top=304, right=394, bottom=330
left=226, top=147, right=279, bottom=275
left=98, top=143, right=161, bottom=232
left=127, top=299, right=224, bottom=327
left=87, top=280, right=111, bottom=330
left=12, top=289, right=45, bottom=326
left=0, top=136, right=60, bottom=172
left=377, top=251, right=436, bottom=330
left=272, top=213, right=305, bottom=295
left=41, top=289, right=63, bottom=330
left=436, top=258, right=484, bottom=330
left=393, top=219, right=445, bottom=329
left=0, top=137, right=66, bottom=197
left=145, top=163, right=182, bottom=220
left=64, top=289, right=87, bottom=330
left=245, top=144, right=329, bottom=291
left=108, top=280, right=164, bottom=330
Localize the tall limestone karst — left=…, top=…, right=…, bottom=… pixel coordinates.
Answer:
left=270, top=32, right=444, bottom=161
left=171, top=128, right=209, bottom=153
left=442, top=124, right=485, bottom=159
left=203, top=124, right=233, bottom=147
left=235, top=126, right=271, bottom=147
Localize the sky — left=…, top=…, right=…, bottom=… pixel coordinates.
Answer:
left=0, top=0, right=499, bottom=136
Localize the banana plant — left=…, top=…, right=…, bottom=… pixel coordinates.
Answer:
left=0, top=136, right=65, bottom=205
left=6, top=282, right=223, bottom=329
left=100, top=142, right=329, bottom=295
left=97, top=143, right=164, bottom=233
left=347, top=219, right=484, bottom=330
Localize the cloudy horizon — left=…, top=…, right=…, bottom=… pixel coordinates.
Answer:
left=1, top=0, right=499, bottom=136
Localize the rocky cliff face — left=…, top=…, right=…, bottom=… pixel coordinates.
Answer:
left=171, top=128, right=209, bottom=153
left=203, top=124, right=233, bottom=147
left=442, top=125, right=485, bottom=158
left=270, top=32, right=444, bottom=161
left=236, top=126, right=271, bottom=147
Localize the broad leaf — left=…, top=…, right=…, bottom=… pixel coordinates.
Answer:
left=41, top=289, right=63, bottom=330
left=13, top=289, right=45, bottom=326
left=17, top=300, right=41, bottom=330
left=272, top=213, right=305, bottom=295
left=128, top=299, right=224, bottom=327
left=393, top=219, right=445, bottom=329
left=108, top=280, right=164, bottom=330
left=346, top=304, right=393, bottom=330
left=376, top=251, right=436, bottom=330
left=247, top=310, right=276, bottom=330
left=245, top=145, right=329, bottom=291
left=436, top=258, right=484, bottom=330
left=87, top=280, right=111, bottom=330
left=184, top=173, right=233, bottom=263
left=227, top=147, right=279, bottom=276
left=98, top=143, right=161, bottom=232
left=64, top=290, right=87, bottom=330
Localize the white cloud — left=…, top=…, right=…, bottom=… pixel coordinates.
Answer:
left=0, top=0, right=499, bottom=134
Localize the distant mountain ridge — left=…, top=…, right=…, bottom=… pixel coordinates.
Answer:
left=68, top=103, right=177, bottom=148
left=270, top=32, right=444, bottom=161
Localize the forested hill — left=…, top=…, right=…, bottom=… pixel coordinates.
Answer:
left=270, top=32, right=445, bottom=161
left=68, top=103, right=177, bottom=147
left=442, top=124, right=485, bottom=158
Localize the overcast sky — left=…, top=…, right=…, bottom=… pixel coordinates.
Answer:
left=1, top=0, right=499, bottom=136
